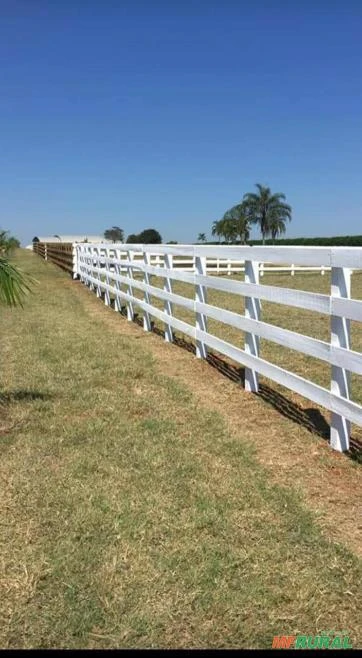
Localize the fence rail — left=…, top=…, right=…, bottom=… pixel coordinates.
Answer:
left=34, top=241, right=362, bottom=452
left=73, top=243, right=362, bottom=453
left=33, top=242, right=77, bottom=276
left=34, top=241, right=341, bottom=276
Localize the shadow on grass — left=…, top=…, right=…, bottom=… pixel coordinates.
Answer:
left=110, top=300, right=362, bottom=462
left=0, top=390, right=54, bottom=446
left=0, top=390, right=52, bottom=406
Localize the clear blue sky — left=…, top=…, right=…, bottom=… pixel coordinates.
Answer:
left=1, top=1, right=362, bottom=245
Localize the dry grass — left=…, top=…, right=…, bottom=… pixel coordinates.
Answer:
left=0, top=250, right=361, bottom=649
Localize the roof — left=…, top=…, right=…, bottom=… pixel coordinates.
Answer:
left=32, top=235, right=113, bottom=243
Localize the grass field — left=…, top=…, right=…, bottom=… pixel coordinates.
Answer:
left=0, top=250, right=361, bottom=649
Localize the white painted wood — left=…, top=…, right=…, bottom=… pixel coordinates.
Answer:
left=244, top=261, right=260, bottom=392
left=143, top=252, right=152, bottom=331
left=196, top=274, right=331, bottom=314
left=95, top=248, right=102, bottom=298
left=104, top=248, right=111, bottom=307
left=72, top=244, right=78, bottom=279
left=79, top=243, right=362, bottom=268
left=331, top=296, right=362, bottom=322
left=330, top=392, right=362, bottom=427
left=75, top=243, right=362, bottom=450
left=126, top=249, right=135, bottom=321
left=97, top=268, right=195, bottom=311
left=197, top=328, right=332, bottom=409
left=138, top=262, right=195, bottom=285
left=330, top=267, right=351, bottom=452
left=330, top=344, right=362, bottom=376
left=195, top=299, right=362, bottom=374
left=195, top=256, right=207, bottom=359
left=164, top=254, right=174, bottom=343
left=113, top=248, right=122, bottom=312
left=331, top=248, right=362, bottom=269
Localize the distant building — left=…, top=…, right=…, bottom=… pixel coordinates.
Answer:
left=32, top=235, right=113, bottom=244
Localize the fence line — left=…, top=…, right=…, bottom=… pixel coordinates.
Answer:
left=33, top=241, right=340, bottom=276
left=34, top=241, right=362, bottom=452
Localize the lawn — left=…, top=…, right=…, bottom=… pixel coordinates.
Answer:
left=0, top=250, right=361, bottom=649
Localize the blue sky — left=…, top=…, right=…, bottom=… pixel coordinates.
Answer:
left=1, top=1, right=362, bottom=245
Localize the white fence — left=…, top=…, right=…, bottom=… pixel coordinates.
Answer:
left=75, top=243, right=362, bottom=453
left=75, top=250, right=333, bottom=276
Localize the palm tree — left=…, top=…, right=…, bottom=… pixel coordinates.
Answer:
left=243, top=184, right=292, bottom=245
left=0, top=230, right=33, bottom=306
left=211, top=220, right=223, bottom=243
left=0, top=257, right=33, bottom=307
left=222, top=203, right=250, bottom=244
left=212, top=219, right=235, bottom=243
left=269, top=213, right=288, bottom=243
left=197, top=233, right=207, bottom=243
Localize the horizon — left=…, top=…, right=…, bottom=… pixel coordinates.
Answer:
left=1, top=1, right=362, bottom=246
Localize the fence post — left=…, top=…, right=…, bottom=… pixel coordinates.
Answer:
left=244, top=260, right=260, bottom=392
left=330, top=266, right=351, bottom=452
left=113, top=248, right=122, bottom=312
left=143, top=251, right=152, bottom=331
left=104, top=247, right=111, bottom=306
left=195, top=255, right=207, bottom=358
left=291, top=263, right=295, bottom=276
left=44, top=244, right=48, bottom=261
left=94, top=248, right=102, bottom=298
left=259, top=262, right=264, bottom=277
left=72, top=243, right=78, bottom=279
left=164, top=253, right=173, bottom=342
left=126, top=249, right=135, bottom=321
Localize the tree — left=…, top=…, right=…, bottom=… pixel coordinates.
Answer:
left=243, top=184, right=292, bottom=245
left=126, top=228, right=162, bottom=244
left=269, top=213, right=288, bottom=243
left=104, top=226, right=124, bottom=242
left=138, top=229, right=162, bottom=244
left=221, top=203, right=250, bottom=244
left=0, top=229, right=33, bottom=307
left=197, top=233, right=207, bottom=243
left=126, top=233, right=140, bottom=244
left=211, top=219, right=234, bottom=243
left=0, top=257, right=33, bottom=307
left=0, top=230, right=20, bottom=254
left=211, top=220, right=223, bottom=243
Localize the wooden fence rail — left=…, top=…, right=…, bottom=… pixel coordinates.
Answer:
left=33, top=242, right=340, bottom=276
left=33, top=242, right=78, bottom=276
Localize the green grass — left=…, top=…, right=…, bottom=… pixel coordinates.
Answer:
left=0, top=250, right=361, bottom=649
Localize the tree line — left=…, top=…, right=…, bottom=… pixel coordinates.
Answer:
left=250, top=235, right=362, bottom=247
left=104, top=227, right=162, bottom=243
